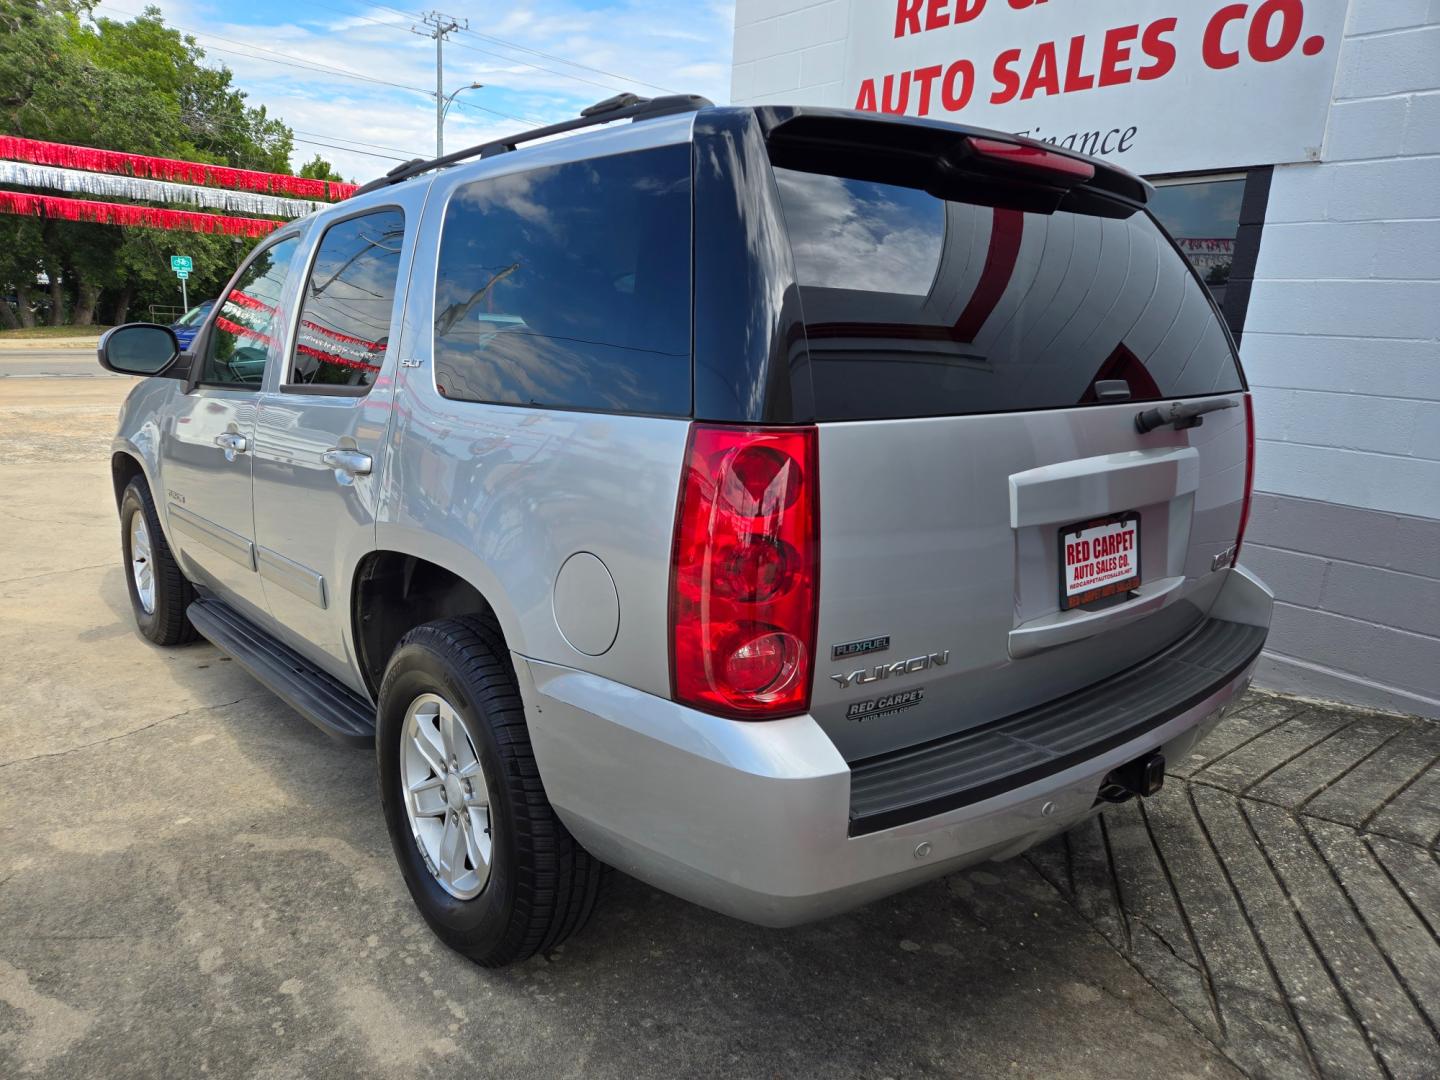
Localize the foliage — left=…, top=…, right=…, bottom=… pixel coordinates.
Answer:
left=0, top=0, right=303, bottom=324
left=298, top=154, right=348, bottom=184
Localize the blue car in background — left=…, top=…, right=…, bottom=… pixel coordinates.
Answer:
left=170, top=300, right=214, bottom=351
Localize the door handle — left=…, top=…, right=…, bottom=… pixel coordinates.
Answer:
left=321, top=448, right=373, bottom=476
left=214, top=432, right=248, bottom=462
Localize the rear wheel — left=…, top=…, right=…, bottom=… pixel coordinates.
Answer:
left=377, top=615, right=605, bottom=967
left=119, top=476, right=197, bottom=646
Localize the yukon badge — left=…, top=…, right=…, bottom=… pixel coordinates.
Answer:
left=829, top=651, right=950, bottom=690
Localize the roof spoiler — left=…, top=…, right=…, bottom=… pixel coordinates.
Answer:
left=753, top=106, right=1153, bottom=219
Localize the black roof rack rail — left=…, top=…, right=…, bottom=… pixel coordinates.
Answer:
left=352, top=92, right=713, bottom=196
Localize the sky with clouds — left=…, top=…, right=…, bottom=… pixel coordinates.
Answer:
left=91, top=0, right=736, bottom=181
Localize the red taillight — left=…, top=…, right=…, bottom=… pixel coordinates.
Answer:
left=670, top=424, right=819, bottom=719
left=1234, top=393, right=1256, bottom=561
left=965, top=136, right=1097, bottom=182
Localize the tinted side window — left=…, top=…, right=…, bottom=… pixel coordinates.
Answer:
left=773, top=168, right=1244, bottom=422
left=290, top=209, right=405, bottom=389
left=433, top=144, right=691, bottom=416
left=202, top=237, right=299, bottom=387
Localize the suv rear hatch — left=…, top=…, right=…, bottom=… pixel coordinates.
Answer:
left=759, top=110, right=1252, bottom=764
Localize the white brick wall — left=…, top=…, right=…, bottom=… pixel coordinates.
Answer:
left=1225, top=8, right=1440, bottom=715
left=730, top=0, right=853, bottom=106
left=1245, top=12, right=1440, bottom=518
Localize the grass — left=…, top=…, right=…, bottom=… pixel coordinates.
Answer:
left=0, top=324, right=112, bottom=340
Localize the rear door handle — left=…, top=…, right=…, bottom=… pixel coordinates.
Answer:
left=321, top=448, right=373, bottom=477
left=214, top=432, right=248, bottom=461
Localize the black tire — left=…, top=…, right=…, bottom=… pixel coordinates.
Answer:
left=377, top=615, right=605, bottom=967
left=119, top=476, right=198, bottom=646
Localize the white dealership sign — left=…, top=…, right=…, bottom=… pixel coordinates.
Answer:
left=844, top=0, right=1351, bottom=174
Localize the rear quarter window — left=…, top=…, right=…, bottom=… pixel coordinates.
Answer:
left=773, top=167, right=1244, bottom=422
left=432, top=144, right=692, bottom=416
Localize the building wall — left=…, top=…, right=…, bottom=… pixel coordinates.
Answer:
left=1242, top=3, right=1440, bottom=717
left=731, top=0, right=1440, bottom=718
left=731, top=0, right=851, bottom=107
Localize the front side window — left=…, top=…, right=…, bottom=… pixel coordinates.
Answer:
left=289, top=209, right=406, bottom=389
left=432, top=144, right=692, bottom=416
left=201, top=237, right=300, bottom=387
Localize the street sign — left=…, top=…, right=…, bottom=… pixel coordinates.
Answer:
left=176, top=271, right=190, bottom=280
left=170, top=255, right=193, bottom=274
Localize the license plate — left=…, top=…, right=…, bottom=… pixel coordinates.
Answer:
left=1060, top=513, right=1141, bottom=610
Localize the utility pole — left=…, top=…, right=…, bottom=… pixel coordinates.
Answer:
left=415, top=11, right=467, bottom=156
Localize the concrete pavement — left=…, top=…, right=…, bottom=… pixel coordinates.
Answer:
left=0, top=341, right=115, bottom=379
left=1, top=374, right=1434, bottom=1079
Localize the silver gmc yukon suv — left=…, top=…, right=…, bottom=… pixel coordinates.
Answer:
left=100, top=94, right=1273, bottom=967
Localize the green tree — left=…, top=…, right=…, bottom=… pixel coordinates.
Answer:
left=298, top=154, right=347, bottom=184
left=0, top=0, right=300, bottom=325
left=113, top=228, right=254, bottom=323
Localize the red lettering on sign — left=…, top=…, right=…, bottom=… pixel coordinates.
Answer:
left=855, top=78, right=879, bottom=111
left=1099, top=24, right=1140, bottom=87
left=1204, top=4, right=1248, bottom=69
left=881, top=71, right=912, bottom=113
left=1139, top=18, right=1178, bottom=79
left=894, top=0, right=923, bottom=38
left=1063, top=35, right=1095, bottom=92
left=942, top=59, right=976, bottom=110
left=913, top=64, right=944, bottom=114
left=1250, top=0, right=1304, bottom=62
left=991, top=48, right=1023, bottom=104
left=1021, top=41, right=1060, bottom=99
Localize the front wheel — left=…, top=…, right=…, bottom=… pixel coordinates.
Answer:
left=119, top=476, right=197, bottom=646
left=377, top=616, right=605, bottom=967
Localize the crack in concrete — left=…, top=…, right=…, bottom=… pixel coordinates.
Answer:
left=1132, top=917, right=1203, bottom=976
left=0, top=696, right=251, bottom=770
left=0, top=560, right=112, bottom=587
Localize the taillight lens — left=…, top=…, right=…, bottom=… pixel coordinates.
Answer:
left=1234, top=393, right=1256, bottom=562
left=670, top=424, right=819, bottom=719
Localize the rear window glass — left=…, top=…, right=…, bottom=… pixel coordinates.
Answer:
left=773, top=168, right=1244, bottom=421
left=433, top=144, right=692, bottom=416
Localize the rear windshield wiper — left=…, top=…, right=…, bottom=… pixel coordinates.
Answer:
left=1135, top=397, right=1239, bottom=434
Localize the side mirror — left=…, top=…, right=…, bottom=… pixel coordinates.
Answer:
left=98, top=324, right=185, bottom=378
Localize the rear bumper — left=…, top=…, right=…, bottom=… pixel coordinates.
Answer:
left=520, top=565, right=1272, bottom=927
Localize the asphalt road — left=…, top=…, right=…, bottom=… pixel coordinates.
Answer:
left=1, top=374, right=1434, bottom=1080
left=0, top=345, right=115, bottom=379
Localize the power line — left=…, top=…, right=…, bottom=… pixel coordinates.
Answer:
left=101, top=7, right=431, bottom=94
left=102, top=6, right=543, bottom=126
left=289, top=128, right=422, bottom=157
left=313, top=0, right=678, bottom=96
left=292, top=136, right=409, bottom=162
left=459, top=28, right=678, bottom=95
left=441, top=33, right=654, bottom=97
left=449, top=97, right=548, bottom=127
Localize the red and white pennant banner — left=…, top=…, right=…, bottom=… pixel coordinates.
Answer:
left=0, top=190, right=282, bottom=238
left=0, top=136, right=357, bottom=201
left=224, top=290, right=383, bottom=372
left=0, top=161, right=324, bottom=218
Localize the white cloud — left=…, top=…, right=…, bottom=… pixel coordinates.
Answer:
left=773, top=170, right=944, bottom=295
left=104, top=0, right=736, bottom=180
